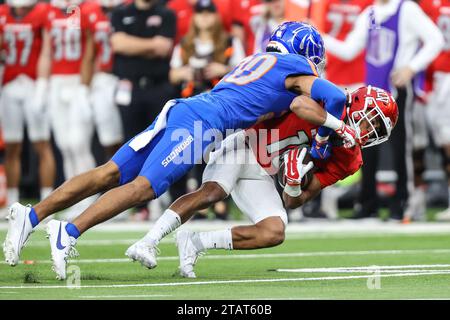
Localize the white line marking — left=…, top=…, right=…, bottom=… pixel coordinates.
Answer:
left=3, top=248, right=450, bottom=265
left=80, top=294, right=172, bottom=299
left=1, top=271, right=450, bottom=290
left=273, top=264, right=450, bottom=273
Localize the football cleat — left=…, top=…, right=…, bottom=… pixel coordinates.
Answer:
left=46, top=220, right=78, bottom=280
left=125, top=241, right=159, bottom=269
left=435, top=208, right=450, bottom=222
left=175, top=230, right=205, bottom=278
left=3, top=203, right=35, bottom=266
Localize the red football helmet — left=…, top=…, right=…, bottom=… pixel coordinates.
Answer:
left=346, top=86, right=398, bottom=148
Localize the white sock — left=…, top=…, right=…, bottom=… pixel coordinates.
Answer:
left=40, top=187, right=53, bottom=201
left=198, top=229, right=233, bottom=250
left=7, top=188, right=19, bottom=206
left=143, top=209, right=181, bottom=246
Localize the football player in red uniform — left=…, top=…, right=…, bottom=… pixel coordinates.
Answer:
left=322, top=0, right=372, bottom=91
left=80, top=0, right=124, bottom=159
left=37, top=0, right=98, bottom=218
left=129, top=86, right=398, bottom=278
left=0, top=0, right=56, bottom=211
left=408, top=0, right=450, bottom=221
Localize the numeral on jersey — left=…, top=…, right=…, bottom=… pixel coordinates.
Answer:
left=266, top=131, right=309, bottom=156
left=51, top=27, right=81, bottom=61
left=224, top=54, right=277, bottom=85
left=4, top=29, right=33, bottom=66
left=326, top=11, right=358, bottom=38
left=95, top=30, right=111, bottom=64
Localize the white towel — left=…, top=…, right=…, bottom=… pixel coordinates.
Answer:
left=129, top=99, right=178, bottom=151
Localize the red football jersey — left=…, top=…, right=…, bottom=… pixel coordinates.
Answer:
left=45, top=2, right=91, bottom=75
left=85, top=2, right=113, bottom=72
left=248, top=112, right=363, bottom=188
left=0, top=2, right=50, bottom=84
left=230, top=0, right=262, bottom=55
left=323, top=0, right=372, bottom=86
left=420, top=0, right=450, bottom=74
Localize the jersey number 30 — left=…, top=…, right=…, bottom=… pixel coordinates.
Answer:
left=224, top=54, right=277, bottom=85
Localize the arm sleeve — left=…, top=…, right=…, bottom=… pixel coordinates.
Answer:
left=111, top=7, right=125, bottom=33
left=405, top=2, right=445, bottom=73
left=157, top=9, right=177, bottom=39
left=310, top=78, right=346, bottom=137
left=323, top=7, right=369, bottom=61
left=315, top=149, right=363, bottom=188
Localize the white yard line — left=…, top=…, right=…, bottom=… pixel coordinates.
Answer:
left=3, top=220, right=450, bottom=235
left=2, top=248, right=450, bottom=265
left=1, top=271, right=450, bottom=290
left=272, top=264, right=450, bottom=273
left=79, top=294, right=172, bottom=299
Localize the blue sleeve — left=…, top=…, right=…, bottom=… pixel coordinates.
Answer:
left=310, top=78, right=346, bottom=137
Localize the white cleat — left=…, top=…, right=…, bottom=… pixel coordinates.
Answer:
left=46, top=220, right=78, bottom=280
left=3, top=203, right=35, bottom=266
left=125, top=241, right=159, bottom=269
left=435, top=208, right=450, bottom=221
left=175, top=230, right=205, bottom=278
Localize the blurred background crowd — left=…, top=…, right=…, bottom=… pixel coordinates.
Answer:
left=0, top=0, right=448, bottom=223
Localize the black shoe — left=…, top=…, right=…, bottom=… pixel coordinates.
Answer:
left=348, top=204, right=378, bottom=219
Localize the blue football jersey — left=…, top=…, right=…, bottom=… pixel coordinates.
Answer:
left=180, top=52, right=319, bottom=131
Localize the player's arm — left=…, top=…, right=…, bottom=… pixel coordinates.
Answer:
left=80, top=28, right=96, bottom=86
left=32, top=28, right=52, bottom=113
left=37, top=29, right=52, bottom=80
left=283, top=174, right=322, bottom=209
left=286, top=76, right=356, bottom=152
left=111, top=33, right=173, bottom=58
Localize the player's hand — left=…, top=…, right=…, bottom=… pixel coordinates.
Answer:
left=391, top=66, right=415, bottom=88
left=283, top=148, right=314, bottom=194
left=31, top=78, right=49, bottom=115
left=283, top=148, right=314, bottom=197
left=335, top=121, right=357, bottom=148
left=310, top=136, right=332, bottom=160
left=204, top=62, right=229, bottom=80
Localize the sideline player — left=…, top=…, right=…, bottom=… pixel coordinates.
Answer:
left=4, top=22, right=359, bottom=279
left=80, top=0, right=124, bottom=159
left=131, top=86, right=399, bottom=278
left=39, top=0, right=97, bottom=191
left=0, top=0, right=56, bottom=212
left=37, top=0, right=99, bottom=219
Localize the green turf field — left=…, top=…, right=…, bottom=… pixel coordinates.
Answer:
left=1, top=226, right=450, bottom=300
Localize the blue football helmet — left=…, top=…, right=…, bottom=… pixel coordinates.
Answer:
left=266, top=21, right=326, bottom=75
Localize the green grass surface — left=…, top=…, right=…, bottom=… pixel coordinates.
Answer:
left=1, top=228, right=450, bottom=300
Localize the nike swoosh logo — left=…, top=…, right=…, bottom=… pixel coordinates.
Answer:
left=56, top=223, right=66, bottom=250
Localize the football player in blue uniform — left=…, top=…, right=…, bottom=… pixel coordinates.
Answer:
left=4, top=22, right=359, bottom=279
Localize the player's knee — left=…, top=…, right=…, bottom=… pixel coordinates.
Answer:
left=257, top=218, right=285, bottom=247
left=200, top=182, right=227, bottom=205
left=97, top=161, right=121, bottom=188
left=129, top=176, right=155, bottom=203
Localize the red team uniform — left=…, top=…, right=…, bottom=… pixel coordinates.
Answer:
left=251, top=112, right=363, bottom=188
left=45, top=0, right=97, bottom=185
left=0, top=2, right=52, bottom=143
left=418, top=0, right=450, bottom=147
left=83, top=0, right=123, bottom=148
left=203, top=112, right=362, bottom=226
left=323, top=0, right=371, bottom=88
